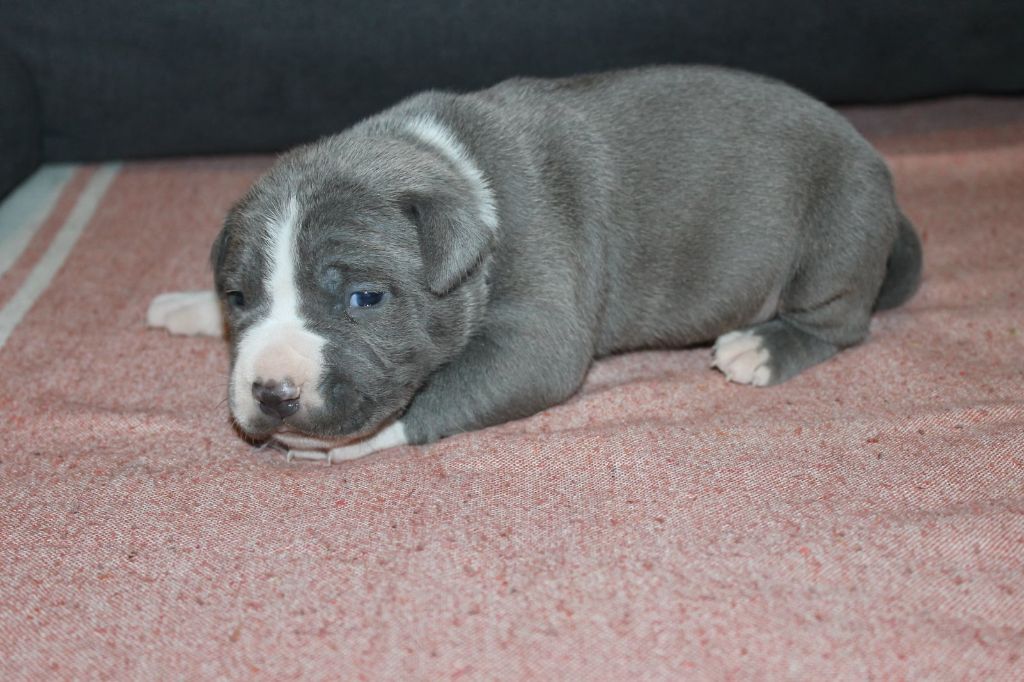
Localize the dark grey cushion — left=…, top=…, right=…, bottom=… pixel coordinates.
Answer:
left=0, top=46, right=40, bottom=200
left=1, top=0, right=1023, bottom=167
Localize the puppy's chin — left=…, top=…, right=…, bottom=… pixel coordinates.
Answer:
left=230, top=412, right=293, bottom=442
left=232, top=391, right=409, bottom=443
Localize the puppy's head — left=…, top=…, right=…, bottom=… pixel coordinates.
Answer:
left=211, top=118, right=497, bottom=441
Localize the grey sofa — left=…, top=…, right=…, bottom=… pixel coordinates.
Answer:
left=2, top=0, right=1023, bottom=199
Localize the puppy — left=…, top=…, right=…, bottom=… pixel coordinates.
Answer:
left=148, top=65, right=921, bottom=462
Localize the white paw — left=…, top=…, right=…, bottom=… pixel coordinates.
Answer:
left=147, top=290, right=224, bottom=337
left=275, top=421, right=408, bottom=464
left=286, top=449, right=329, bottom=463
left=712, top=329, right=773, bottom=386
left=326, top=421, right=408, bottom=463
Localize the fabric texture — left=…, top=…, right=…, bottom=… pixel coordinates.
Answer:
left=1, top=98, right=1023, bottom=679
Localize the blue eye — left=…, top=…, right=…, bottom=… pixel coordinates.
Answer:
left=226, top=291, right=245, bottom=309
left=348, top=290, right=385, bottom=308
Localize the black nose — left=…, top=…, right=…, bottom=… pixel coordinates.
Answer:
left=252, top=380, right=300, bottom=419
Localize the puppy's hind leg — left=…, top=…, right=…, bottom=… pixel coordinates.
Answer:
left=147, top=290, right=224, bottom=337
left=713, top=273, right=879, bottom=386
left=713, top=317, right=846, bottom=386
left=716, top=245, right=884, bottom=382
left=714, top=160, right=900, bottom=386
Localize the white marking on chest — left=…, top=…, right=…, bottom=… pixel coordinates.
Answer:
left=230, top=197, right=327, bottom=431
left=403, top=116, right=498, bottom=230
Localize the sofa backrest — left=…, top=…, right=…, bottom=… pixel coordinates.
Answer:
left=1, top=0, right=1022, bottom=198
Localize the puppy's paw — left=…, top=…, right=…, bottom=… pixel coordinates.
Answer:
left=273, top=433, right=336, bottom=463
left=147, top=290, right=224, bottom=337
left=285, top=449, right=329, bottom=463
left=712, top=329, right=773, bottom=386
left=325, top=421, right=408, bottom=464
left=273, top=421, right=409, bottom=464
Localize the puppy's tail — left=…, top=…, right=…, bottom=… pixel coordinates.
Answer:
left=874, top=213, right=922, bottom=311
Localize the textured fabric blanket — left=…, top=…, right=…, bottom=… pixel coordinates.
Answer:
left=1, top=98, right=1022, bottom=679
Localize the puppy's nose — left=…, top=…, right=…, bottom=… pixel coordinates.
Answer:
left=252, top=380, right=300, bottom=419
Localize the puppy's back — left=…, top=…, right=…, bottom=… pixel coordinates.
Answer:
left=475, top=66, right=912, bottom=352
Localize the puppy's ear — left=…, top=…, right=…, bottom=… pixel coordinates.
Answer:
left=405, top=187, right=498, bottom=295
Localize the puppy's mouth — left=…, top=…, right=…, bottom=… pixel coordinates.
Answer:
left=236, top=407, right=365, bottom=441
left=233, top=384, right=397, bottom=443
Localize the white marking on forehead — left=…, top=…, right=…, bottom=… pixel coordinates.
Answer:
left=230, top=196, right=327, bottom=432
left=403, top=115, right=498, bottom=230
left=266, top=197, right=301, bottom=321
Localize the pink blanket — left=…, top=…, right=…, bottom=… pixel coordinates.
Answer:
left=2, top=98, right=1022, bottom=679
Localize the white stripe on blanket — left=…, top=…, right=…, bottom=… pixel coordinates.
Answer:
left=0, top=164, right=120, bottom=350
left=0, top=164, right=76, bottom=279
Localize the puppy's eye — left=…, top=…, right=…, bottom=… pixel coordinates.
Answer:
left=348, top=291, right=385, bottom=308
left=225, top=290, right=246, bottom=309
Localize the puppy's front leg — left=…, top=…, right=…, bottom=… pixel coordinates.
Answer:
left=323, top=421, right=410, bottom=463
left=147, top=290, right=224, bottom=337
left=400, top=328, right=591, bottom=446
left=321, top=327, right=587, bottom=460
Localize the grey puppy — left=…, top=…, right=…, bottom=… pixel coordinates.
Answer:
left=148, top=65, right=921, bottom=462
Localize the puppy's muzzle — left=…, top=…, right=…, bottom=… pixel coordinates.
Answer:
left=252, top=379, right=301, bottom=420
